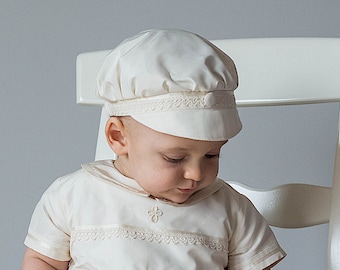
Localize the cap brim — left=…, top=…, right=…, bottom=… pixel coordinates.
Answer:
left=131, top=108, right=242, bottom=141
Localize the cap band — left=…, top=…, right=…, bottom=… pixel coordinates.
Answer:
left=104, top=91, right=236, bottom=116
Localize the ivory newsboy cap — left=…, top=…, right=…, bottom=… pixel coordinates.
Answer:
left=97, top=29, right=242, bottom=141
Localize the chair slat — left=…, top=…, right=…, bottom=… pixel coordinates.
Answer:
left=228, top=182, right=332, bottom=228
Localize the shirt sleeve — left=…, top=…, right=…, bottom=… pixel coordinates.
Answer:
left=227, top=194, right=286, bottom=270
left=24, top=178, right=71, bottom=261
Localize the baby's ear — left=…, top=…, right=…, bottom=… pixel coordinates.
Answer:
left=105, top=117, right=128, bottom=155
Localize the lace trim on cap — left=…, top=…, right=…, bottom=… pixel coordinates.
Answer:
left=105, top=91, right=236, bottom=116
left=71, top=224, right=227, bottom=252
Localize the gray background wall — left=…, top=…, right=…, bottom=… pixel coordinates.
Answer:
left=1, top=1, right=339, bottom=269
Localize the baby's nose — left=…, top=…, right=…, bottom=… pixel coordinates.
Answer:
left=183, top=162, right=204, bottom=182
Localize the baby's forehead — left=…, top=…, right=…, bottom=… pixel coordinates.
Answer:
left=154, top=139, right=228, bottom=156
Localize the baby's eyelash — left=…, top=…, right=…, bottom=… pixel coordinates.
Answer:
left=205, top=154, right=220, bottom=159
left=163, top=153, right=220, bottom=163
left=164, top=156, right=184, bottom=164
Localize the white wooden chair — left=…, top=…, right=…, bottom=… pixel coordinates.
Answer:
left=76, top=38, right=340, bottom=269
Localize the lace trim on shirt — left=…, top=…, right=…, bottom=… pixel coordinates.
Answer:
left=71, top=224, right=227, bottom=252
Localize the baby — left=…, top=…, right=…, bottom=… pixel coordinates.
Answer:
left=22, top=29, right=285, bottom=269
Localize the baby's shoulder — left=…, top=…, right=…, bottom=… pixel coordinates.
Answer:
left=215, top=179, right=245, bottom=200
left=45, top=161, right=106, bottom=197
left=211, top=179, right=256, bottom=212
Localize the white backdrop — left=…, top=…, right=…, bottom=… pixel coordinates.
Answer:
left=1, top=1, right=340, bottom=269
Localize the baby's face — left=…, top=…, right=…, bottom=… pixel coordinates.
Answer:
left=116, top=119, right=227, bottom=204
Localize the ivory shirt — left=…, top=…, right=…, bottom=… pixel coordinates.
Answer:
left=25, top=160, right=285, bottom=269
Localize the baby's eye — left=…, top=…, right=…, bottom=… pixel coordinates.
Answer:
left=164, top=156, right=184, bottom=164
left=205, top=153, right=220, bottom=159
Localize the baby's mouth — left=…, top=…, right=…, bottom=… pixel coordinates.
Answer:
left=177, top=187, right=195, bottom=193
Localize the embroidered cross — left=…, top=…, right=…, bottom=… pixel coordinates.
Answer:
left=148, top=206, right=163, bottom=223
